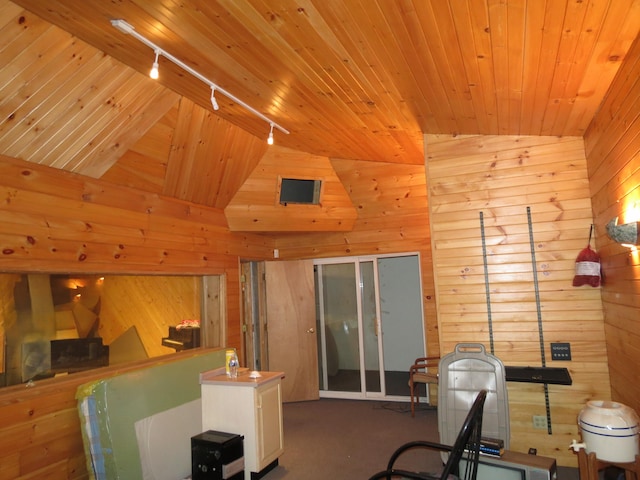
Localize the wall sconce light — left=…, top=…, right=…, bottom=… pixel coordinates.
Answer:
left=606, top=217, right=640, bottom=248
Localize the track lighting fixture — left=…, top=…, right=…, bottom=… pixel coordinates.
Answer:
left=210, top=86, right=219, bottom=111
left=111, top=19, right=288, bottom=145
left=150, top=50, right=160, bottom=79
left=267, top=123, right=274, bottom=145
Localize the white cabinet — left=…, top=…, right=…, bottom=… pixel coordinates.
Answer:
left=200, top=370, right=284, bottom=480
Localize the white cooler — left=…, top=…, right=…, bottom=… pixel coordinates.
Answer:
left=578, top=400, right=639, bottom=463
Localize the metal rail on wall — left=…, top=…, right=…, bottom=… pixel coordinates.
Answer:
left=526, top=206, right=553, bottom=435
left=479, top=208, right=573, bottom=435
left=479, top=211, right=495, bottom=355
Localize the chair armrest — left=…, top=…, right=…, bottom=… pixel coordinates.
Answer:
left=386, top=440, right=453, bottom=470
left=369, top=469, right=439, bottom=480
left=413, top=357, right=440, bottom=367
left=368, top=441, right=453, bottom=480
left=409, top=356, right=440, bottom=374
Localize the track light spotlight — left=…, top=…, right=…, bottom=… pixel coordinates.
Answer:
left=111, top=19, right=289, bottom=140
left=210, top=86, right=219, bottom=110
left=150, top=50, right=160, bottom=79
left=267, top=123, right=274, bottom=145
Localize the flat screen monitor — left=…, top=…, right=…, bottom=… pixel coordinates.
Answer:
left=279, top=178, right=321, bottom=205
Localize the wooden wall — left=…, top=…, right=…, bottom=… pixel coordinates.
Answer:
left=0, top=152, right=279, bottom=347
left=584, top=33, right=640, bottom=414
left=0, top=3, right=635, bottom=473
left=0, top=348, right=219, bottom=480
left=0, top=153, right=273, bottom=479
left=0, top=274, right=19, bottom=375
left=225, top=147, right=357, bottom=232
left=425, top=134, right=608, bottom=466
left=275, top=158, right=439, bottom=363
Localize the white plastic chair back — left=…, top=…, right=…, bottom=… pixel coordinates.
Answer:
left=438, top=343, right=510, bottom=449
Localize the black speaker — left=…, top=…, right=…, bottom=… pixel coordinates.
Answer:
left=191, top=430, right=244, bottom=480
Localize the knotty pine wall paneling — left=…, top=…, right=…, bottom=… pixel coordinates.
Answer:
left=0, top=274, right=19, bottom=376
left=0, top=349, right=217, bottom=480
left=425, top=134, right=608, bottom=467
left=224, top=146, right=357, bottom=232
left=274, top=158, right=439, bottom=364
left=0, top=154, right=273, bottom=479
left=584, top=33, right=640, bottom=415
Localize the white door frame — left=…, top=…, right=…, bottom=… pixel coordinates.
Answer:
left=315, top=252, right=426, bottom=401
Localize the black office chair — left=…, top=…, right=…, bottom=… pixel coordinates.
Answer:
left=369, top=389, right=487, bottom=480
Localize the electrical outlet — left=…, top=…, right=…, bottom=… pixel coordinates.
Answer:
left=533, top=415, right=548, bottom=429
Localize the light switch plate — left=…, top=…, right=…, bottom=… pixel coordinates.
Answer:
left=551, top=342, right=571, bottom=361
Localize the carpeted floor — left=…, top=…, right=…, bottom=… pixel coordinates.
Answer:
left=261, top=398, right=579, bottom=480
left=263, top=398, right=441, bottom=479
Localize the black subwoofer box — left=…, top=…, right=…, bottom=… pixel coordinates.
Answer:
left=191, top=430, right=244, bottom=480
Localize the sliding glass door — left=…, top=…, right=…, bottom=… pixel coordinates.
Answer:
left=315, top=254, right=426, bottom=400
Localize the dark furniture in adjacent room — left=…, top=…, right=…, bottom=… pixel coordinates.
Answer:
left=162, top=326, right=200, bottom=351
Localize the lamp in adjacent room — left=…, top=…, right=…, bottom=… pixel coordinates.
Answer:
left=606, top=217, right=640, bottom=248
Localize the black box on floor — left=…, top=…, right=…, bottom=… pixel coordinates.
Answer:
left=191, top=430, right=244, bottom=480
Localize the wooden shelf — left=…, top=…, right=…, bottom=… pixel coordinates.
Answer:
left=505, top=366, right=572, bottom=385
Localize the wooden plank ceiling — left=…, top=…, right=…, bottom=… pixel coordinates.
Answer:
left=2, top=0, right=640, bottom=212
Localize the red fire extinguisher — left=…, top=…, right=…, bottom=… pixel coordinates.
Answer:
left=572, top=225, right=601, bottom=287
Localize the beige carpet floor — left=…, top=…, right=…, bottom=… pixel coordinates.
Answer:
left=261, top=398, right=579, bottom=480
left=263, top=398, right=440, bottom=479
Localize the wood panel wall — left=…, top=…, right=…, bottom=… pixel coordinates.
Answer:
left=225, top=146, right=357, bottom=232
left=0, top=274, right=19, bottom=375
left=425, top=134, right=608, bottom=467
left=0, top=348, right=219, bottom=480
left=584, top=33, right=640, bottom=414
left=0, top=153, right=274, bottom=479
left=275, top=158, right=439, bottom=363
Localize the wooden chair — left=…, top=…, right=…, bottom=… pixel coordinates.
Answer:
left=408, top=356, right=440, bottom=417
left=369, top=389, right=487, bottom=480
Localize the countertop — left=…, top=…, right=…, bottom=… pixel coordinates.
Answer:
left=199, top=368, right=284, bottom=387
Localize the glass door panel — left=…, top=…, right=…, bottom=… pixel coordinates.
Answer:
left=316, top=254, right=426, bottom=400
left=360, top=260, right=382, bottom=394
left=379, top=255, right=425, bottom=396
left=318, top=263, right=361, bottom=392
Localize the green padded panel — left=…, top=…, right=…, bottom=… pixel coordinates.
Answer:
left=76, top=349, right=227, bottom=479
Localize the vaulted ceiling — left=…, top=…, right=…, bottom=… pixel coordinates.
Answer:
left=2, top=0, right=640, bottom=212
